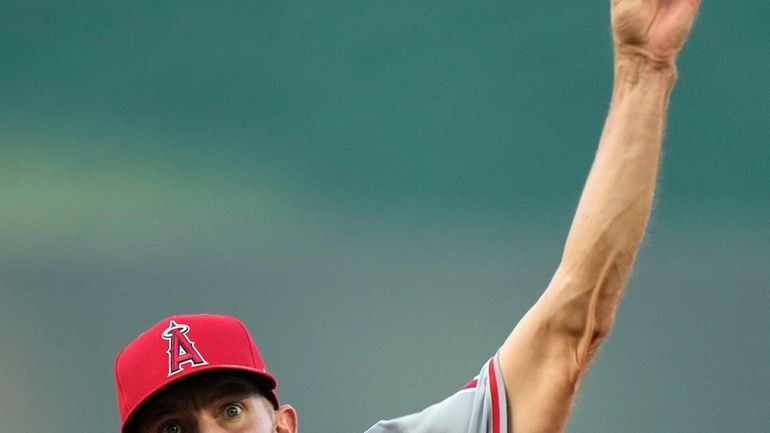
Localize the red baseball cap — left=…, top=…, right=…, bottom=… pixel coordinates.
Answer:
left=114, top=314, right=279, bottom=433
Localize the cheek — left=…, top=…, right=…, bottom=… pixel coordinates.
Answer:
left=259, top=410, right=278, bottom=433
left=237, top=409, right=274, bottom=433
left=242, top=417, right=273, bottom=433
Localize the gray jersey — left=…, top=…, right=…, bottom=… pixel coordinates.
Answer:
left=365, top=353, right=508, bottom=433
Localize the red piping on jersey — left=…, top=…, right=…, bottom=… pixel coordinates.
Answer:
left=462, top=378, right=478, bottom=390
left=488, top=359, right=501, bottom=433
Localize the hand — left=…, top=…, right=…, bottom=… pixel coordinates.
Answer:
left=611, top=0, right=702, bottom=64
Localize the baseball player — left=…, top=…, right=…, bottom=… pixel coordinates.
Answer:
left=114, top=1, right=702, bottom=432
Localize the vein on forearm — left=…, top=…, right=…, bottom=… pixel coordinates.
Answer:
left=548, top=58, right=675, bottom=355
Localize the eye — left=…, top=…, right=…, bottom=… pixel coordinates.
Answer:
left=224, top=404, right=242, bottom=418
left=161, top=423, right=183, bottom=433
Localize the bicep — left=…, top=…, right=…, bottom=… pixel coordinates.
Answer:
left=498, top=277, right=599, bottom=433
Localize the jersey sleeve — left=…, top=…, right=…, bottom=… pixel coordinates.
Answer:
left=364, top=352, right=508, bottom=433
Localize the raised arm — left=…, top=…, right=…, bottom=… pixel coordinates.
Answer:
left=497, top=2, right=701, bottom=432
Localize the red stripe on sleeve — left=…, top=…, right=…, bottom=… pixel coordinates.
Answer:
left=487, top=359, right=501, bottom=433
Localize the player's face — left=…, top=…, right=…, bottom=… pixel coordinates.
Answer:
left=136, top=376, right=290, bottom=433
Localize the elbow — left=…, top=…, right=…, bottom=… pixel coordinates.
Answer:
left=548, top=297, right=616, bottom=369
left=548, top=292, right=615, bottom=348
left=545, top=265, right=625, bottom=357
left=544, top=229, right=638, bottom=366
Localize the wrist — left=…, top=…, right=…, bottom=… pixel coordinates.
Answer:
left=613, top=47, right=677, bottom=89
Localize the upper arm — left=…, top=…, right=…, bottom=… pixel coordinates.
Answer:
left=498, top=268, right=610, bottom=433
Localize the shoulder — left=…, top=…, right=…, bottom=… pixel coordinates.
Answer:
left=365, top=356, right=507, bottom=433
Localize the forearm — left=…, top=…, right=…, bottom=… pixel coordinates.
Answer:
left=546, top=54, right=676, bottom=353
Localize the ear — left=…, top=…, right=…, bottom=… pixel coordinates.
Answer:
left=273, top=404, right=298, bottom=433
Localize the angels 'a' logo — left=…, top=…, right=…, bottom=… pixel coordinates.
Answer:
left=161, top=320, right=208, bottom=377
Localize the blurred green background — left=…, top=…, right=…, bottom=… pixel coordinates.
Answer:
left=1, top=1, right=768, bottom=432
